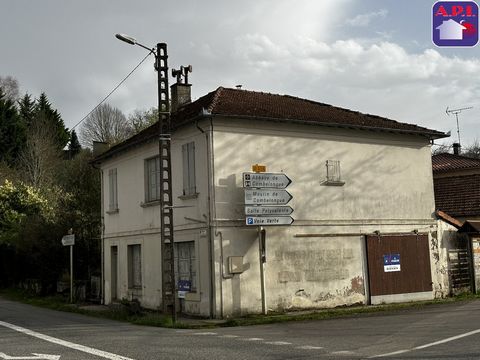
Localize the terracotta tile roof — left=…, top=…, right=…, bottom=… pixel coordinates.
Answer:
left=432, top=153, right=480, bottom=173
left=434, top=174, right=480, bottom=217
left=94, top=87, right=447, bottom=162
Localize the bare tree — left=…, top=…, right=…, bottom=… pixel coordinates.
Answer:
left=128, top=107, right=158, bottom=133
left=18, top=121, right=60, bottom=189
left=0, top=76, right=20, bottom=102
left=464, top=139, right=480, bottom=158
left=79, top=103, right=132, bottom=147
left=432, top=142, right=452, bottom=155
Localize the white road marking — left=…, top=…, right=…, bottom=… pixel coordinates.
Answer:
left=0, top=354, right=60, bottom=360
left=240, top=337, right=263, bottom=341
left=218, top=335, right=239, bottom=338
left=369, top=328, right=480, bottom=358
left=0, top=321, right=135, bottom=360
left=331, top=350, right=355, bottom=355
left=296, top=345, right=324, bottom=350
left=264, top=341, right=291, bottom=345
left=192, top=332, right=217, bottom=336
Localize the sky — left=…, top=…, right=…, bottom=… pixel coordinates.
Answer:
left=1, top=0, right=480, bottom=148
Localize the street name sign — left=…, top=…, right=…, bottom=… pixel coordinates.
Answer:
left=246, top=216, right=294, bottom=226
left=61, top=234, right=75, bottom=246
left=245, top=205, right=294, bottom=216
left=243, top=172, right=292, bottom=189
left=244, top=189, right=292, bottom=205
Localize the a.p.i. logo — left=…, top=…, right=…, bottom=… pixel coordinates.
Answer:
left=433, top=1, right=479, bottom=47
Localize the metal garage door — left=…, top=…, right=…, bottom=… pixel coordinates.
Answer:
left=366, top=234, right=432, bottom=296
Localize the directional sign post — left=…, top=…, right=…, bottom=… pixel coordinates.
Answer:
left=245, top=205, right=294, bottom=216
left=61, top=233, right=75, bottom=303
left=244, top=189, right=293, bottom=205
left=243, top=173, right=292, bottom=189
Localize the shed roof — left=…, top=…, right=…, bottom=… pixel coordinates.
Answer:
left=434, top=174, right=480, bottom=217
left=94, top=87, right=448, bottom=162
left=432, top=153, right=480, bottom=173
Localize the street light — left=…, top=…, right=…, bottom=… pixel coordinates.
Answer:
left=115, top=33, right=176, bottom=322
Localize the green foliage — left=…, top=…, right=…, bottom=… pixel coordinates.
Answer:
left=0, top=90, right=26, bottom=166
left=33, top=93, right=70, bottom=149
left=68, top=130, right=81, bottom=158
left=18, top=93, right=35, bottom=126
left=0, top=180, right=52, bottom=243
left=128, top=107, right=158, bottom=133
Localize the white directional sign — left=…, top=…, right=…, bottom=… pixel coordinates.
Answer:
left=245, top=205, right=294, bottom=216
left=246, top=216, right=294, bottom=226
left=244, top=189, right=292, bottom=205
left=0, top=353, right=60, bottom=360
left=243, top=173, right=292, bottom=189
left=61, top=234, right=75, bottom=246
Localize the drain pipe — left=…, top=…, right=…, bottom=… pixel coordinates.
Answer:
left=196, top=111, right=218, bottom=318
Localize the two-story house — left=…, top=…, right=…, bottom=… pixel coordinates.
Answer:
left=93, top=84, right=448, bottom=318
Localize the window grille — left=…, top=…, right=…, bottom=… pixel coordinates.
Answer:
left=174, top=241, right=197, bottom=292
left=323, top=160, right=345, bottom=186
left=128, top=244, right=142, bottom=289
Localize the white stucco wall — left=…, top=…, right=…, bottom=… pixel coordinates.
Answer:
left=210, top=118, right=439, bottom=316
left=100, top=117, right=443, bottom=318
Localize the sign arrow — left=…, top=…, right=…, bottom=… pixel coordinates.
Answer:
left=0, top=353, right=60, bottom=360
left=243, top=172, right=292, bottom=189
left=246, top=216, right=294, bottom=226
left=244, top=189, right=293, bottom=205
left=245, top=205, right=294, bottom=216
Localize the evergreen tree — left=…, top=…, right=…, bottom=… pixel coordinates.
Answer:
left=68, top=130, right=81, bottom=158
left=33, top=93, right=70, bottom=149
left=18, top=93, right=35, bottom=126
left=0, top=89, right=26, bottom=166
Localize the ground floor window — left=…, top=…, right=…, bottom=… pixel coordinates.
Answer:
left=127, top=244, right=142, bottom=289
left=175, top=241, right=196, bottom=292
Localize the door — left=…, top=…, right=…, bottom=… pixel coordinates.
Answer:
left=111, top=246, right=118, bottom=301
left=366, top=234, right=432, bottom=297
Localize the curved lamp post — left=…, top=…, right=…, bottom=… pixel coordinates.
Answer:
left=115, top=33, right=176, bottom=322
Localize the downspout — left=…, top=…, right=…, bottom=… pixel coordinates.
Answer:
left=92, top=162, right=105, bottom=305
left=196, top=111, right=218, bottom=318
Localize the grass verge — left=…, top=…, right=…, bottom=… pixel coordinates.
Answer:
left=1, top=288, right=479, bottom=329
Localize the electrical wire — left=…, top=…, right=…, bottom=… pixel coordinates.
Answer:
left=71, top=51, right=154, bottom=131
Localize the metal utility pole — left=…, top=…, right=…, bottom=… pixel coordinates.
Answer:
left=446, top=106, right=473, bottom=146
left=116, top=34, right=176, bottom=322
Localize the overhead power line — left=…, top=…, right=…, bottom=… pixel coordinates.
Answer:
left=71, top=51, right=153, bottom=131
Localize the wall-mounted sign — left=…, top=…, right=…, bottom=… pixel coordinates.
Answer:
left=383, top=254, right=401, bottom=272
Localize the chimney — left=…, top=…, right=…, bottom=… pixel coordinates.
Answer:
left=453, top=142, right=461, bottom=155
left=171, top=65, right=192, bottom=113
left=170, top=82, right=191, bottom=113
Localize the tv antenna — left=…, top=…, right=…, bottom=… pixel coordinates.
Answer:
left=446, top=106, right=473, bottom=146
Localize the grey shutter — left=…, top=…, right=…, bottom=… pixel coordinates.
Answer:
left=182, top=143, right=188, bottom=195
left=188, top=142, right=196, bottom=195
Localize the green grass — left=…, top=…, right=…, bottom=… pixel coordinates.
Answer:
left=1, top=288, right=479, bottom=329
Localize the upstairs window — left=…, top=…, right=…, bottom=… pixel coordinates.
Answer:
left=322, top=160, right=345, bottom=186
left=182, top=142, right=196, bottom=196
left=108, top=168, right=118, bottom=211
left=145, top=156, right=160, bottom=202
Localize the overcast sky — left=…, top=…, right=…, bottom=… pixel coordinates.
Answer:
left=2, top=0, right=480, bottom=147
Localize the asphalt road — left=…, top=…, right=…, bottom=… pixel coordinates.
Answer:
left=1, top=297, right=480, bottom=359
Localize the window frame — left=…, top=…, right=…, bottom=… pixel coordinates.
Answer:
left=127, top=244, right=142, bottom=290
left=144, top=156, right=160, bottom=203
left=108, top=168, right=118, bottom=212
left=182, top=142, right=197, bottom=196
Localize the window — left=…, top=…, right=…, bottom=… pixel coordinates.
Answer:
left=174, top=241, right=196, bottom=292
left=182, top=142, right=196, bottom=196
left=322, top=160, right=345, bottom=186
left=108, top=168, right=118, bottom=211
left=128, top=244, right=142, bottom=289
left=145, top=156, right=160, bottom=202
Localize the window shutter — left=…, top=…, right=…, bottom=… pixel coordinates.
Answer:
left=182, top=143, right=188, bottom=195
left=188, top=142, right=196, bottom=195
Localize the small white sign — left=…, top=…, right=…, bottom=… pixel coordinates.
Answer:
left=245, top=205, right=294, bottom=216
left=178, top=291, right=187, bottom=299
left=384, top=265, right=401, bottom=272
left=61, top=234, right=75, bottom=246
left=246, top=216, right=294, bottom=226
